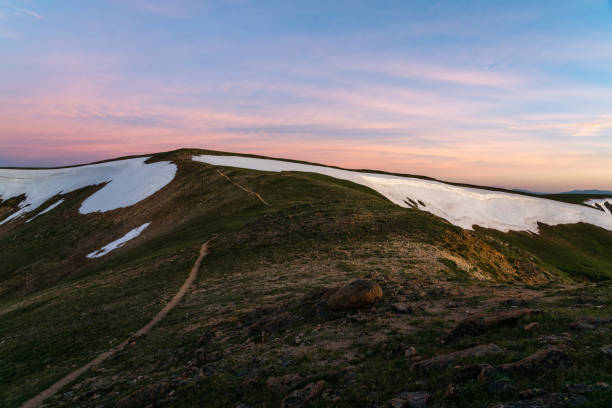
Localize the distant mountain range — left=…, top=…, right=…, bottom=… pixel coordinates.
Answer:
left=513, top=189, right=612, bottom=196
left=560, top=189, right=612, bottom=195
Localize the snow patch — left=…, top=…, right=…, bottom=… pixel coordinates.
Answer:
left=87, top=222, right=151, bottom=258
left=585, top=198, right=612, bottom=215
left=26, top=199, right=64, bottom=223
left=193, top=154, right=612, bottom=233
left=0, top=158, right=176, bottom=225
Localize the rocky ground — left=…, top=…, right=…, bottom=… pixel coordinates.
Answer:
left=2, top=149, right=611, bottom=407
left=46, top=275, right=612, bottom=407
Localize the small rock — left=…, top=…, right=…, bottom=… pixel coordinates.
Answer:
left=538, top=333, right=572, bottom=345
left=390, top=391, right=431, bottom=408
left=446, top=309, right=540, bottom=342
left=476, top=364, right=497, bottom=382
left=569, top=321, right=595, bottom=331
left=404, top=346, right=418, bottom=358
left=599, top=345, right=612, bottom=356
left=523, top=322, right=540, bottom=331
left=196, top=330, right=218, bottom=346
left=518, top=388, right=548, bottom=399
left=499, top=348, right=572, bottom=374
left=565, top=382, right=611, bottom=394
left=477, top=365, right=515, bottom=395
left=489, top=392, right=588, bottom=407
left=193, top=349, right=222, bottom=367
left=324, top=280, right=383, bottom=310
left=411, top=344, right=504, bottom=373
left=393, top=303, right=413, bottom=314
left=280, top=380, right=326, bottom=408
left=487, top=378, right=516, bottom=395
left=248, top=312, right=295, bottom=338
left=115, top=382, right=170, bottom=408
left=452, top=363, right=491, bottom=382
left=266, top=373, right=305, bottom=393
left=442, top=383, right=461, bottom=400
left=235, top=404, right=252, bottom=408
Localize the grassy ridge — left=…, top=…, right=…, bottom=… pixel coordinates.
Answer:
left=1, top=149, right=611, bottom=406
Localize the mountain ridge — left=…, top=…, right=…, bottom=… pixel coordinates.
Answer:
left=1, top=148, right=611, bottom=407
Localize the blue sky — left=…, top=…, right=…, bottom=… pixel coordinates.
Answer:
left=1, top=0, right=611, bottom=191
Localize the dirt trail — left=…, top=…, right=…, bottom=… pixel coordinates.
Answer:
left=215, top=168, right=269, bottom=205
left=21, top=242, right=211, bottom=408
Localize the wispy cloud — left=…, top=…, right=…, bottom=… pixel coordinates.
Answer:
left=0, top=26, right=18, bottom=38
left=114, top=0, right=201, bottom=18
left=0, top=1, right=45, bottom=20
left=1, top=2, right=611, bottom=191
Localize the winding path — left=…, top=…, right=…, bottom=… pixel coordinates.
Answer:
left=22, top=241, right=210, bottom=408
left=215, top=168, right=269, bottom=206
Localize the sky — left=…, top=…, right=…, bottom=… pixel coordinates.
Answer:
left=1, top=1, right=611, bottom=192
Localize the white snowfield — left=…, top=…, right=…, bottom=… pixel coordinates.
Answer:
left=193, top=154, right=612, bottom=233
left=585, top=198, right=612, bottom=215
left=87, top=222, right=151, bottom=258
left=0, top=158, right=176, bottom=225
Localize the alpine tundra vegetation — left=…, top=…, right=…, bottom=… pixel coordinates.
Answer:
left=1, top=149, right=611, bottom=407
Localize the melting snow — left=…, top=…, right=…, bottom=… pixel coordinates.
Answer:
left=193, top=155, right=612, bottom=233
left=0, top=158, right=176, bottom=225
left=87, top=222, right=151, bottom=258
left=585, top=198, right=612, bottom=215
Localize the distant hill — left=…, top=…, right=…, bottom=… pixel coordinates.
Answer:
left=513, top=188, right=612, bottom=196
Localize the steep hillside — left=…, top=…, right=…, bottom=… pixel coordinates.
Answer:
left=1, top=149, right=611, bottom=407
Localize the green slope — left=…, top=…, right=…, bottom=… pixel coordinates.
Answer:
left=1, top=149, right=611, bottom=407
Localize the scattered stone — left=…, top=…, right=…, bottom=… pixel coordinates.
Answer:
left=442, top=383, right=461, bottom=400
left=477, top=365, right=515, bottom=395
left=235, top=404, right=252, bottom=408
left=489, top=392, right=588, bottom=407
left=599, top=345, right=612, bottom=356
left=518, top=388, right=548, bottom=399
left=501, top=298, right=529, bottom=308
left=499, top=348, right=572, bottom=374
left=404, top=346, right=418, bottom=358
left=587, top=317, right=612, bottom=325
left=390, top=391, right=431, bottom=408
left=247, top=311, right=295, bottom=339
left=569, top=321, right=596, bottom=331
left=452, top=363, right=492, bottom=382
left=565, top=382, right=611, bottom=394
left=280, top=380, right=326, bottom=408
left=446, top=309, right=541, bottom=342
left=193, top=348, right=223, bottom=367
left=487, top=378, right=516, bottom=395
left=569, top=317, right=612, bottom=332
left=115, top=381, right=170, bottom=408
left=427, top=287, right=448, bottom=297
left=523, top=322, right=539, bottom=331
left=392, top=303, right=413, bottom=314
left=266, top=373, right=306, bottom=393
left=411, top=344, right=504, bottom=373
left=538, top=333, right=572, bottom=345
left=324, top=280, right=383, bottom=310
left=196, top=330, right=218, bottom=347
left=477, top=365, right=499, bottom=384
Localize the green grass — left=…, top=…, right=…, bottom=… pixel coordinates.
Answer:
left=1, top=149, right=612, bottom=407
left=481, top=223, right=612, bottom=281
